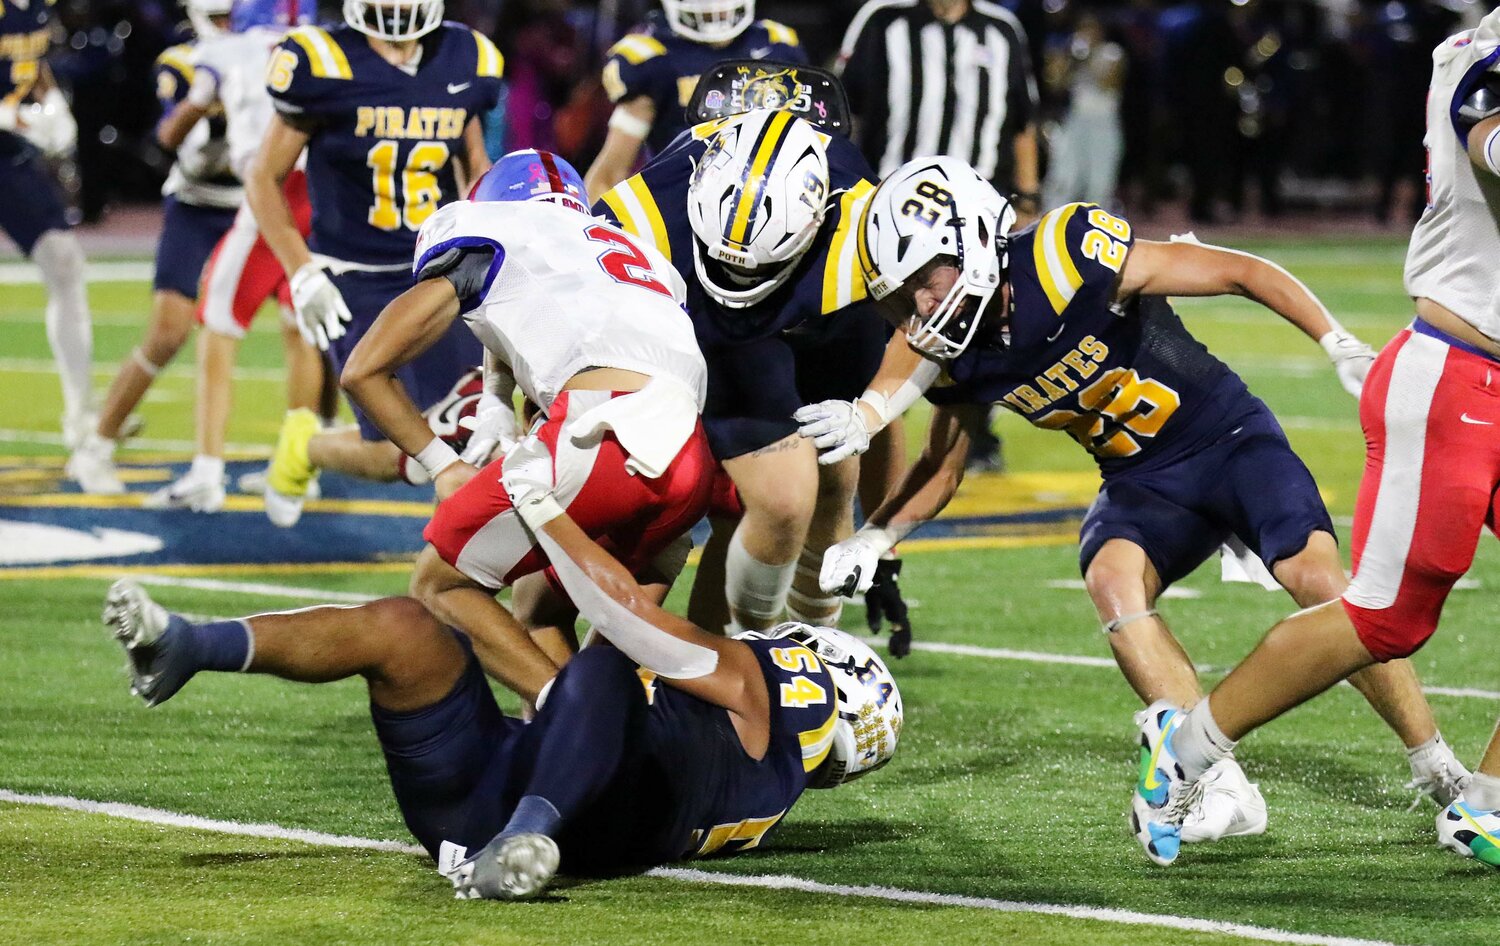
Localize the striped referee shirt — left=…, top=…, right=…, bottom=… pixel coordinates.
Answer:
left=837, top=0, right=1038, bottom=188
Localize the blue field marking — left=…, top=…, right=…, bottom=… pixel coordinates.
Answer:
left=0, top=458, right=1085, bottom=569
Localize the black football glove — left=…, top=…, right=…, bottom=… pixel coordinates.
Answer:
left=864, top=557, right=912, bottom=659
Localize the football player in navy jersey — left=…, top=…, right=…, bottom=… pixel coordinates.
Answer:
left=583, top=1, right=804, bottom=200
left=802, top=157, right=1470, bottom=842
left=594, top=107, right=889, bottom=636
left=102, top=469, right=901, bottom=900
left=0, top=0, right=94, bottom=473
left=245, top=0, right=502, bottom=525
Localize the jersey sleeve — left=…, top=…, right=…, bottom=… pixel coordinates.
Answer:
left=467, top=27, right=505, bottom=111
left=1030, top=202, right=1134, bottom=317
left=413, top=203, right=505, bottom=314
left=265, top=26, right=353, bottom=119
left=601, top=32, right=672, bottom=106
left=154, top=45, right=196, bottom=113
left=747, top=638, right=839, bottom=779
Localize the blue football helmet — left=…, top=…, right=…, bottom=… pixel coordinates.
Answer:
left=232, top=0, right=305, bottom=31
left=469, top=150, right=588, bottom=214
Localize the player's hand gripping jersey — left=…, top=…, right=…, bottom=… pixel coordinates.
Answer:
left=266, top=22, right=503, bottom=266
left=154, top=42, right=238, bottom=208
left=603, top=11, right=805, bottom=155
left=413, top=198, right=707, bottom=416
left=926, top=203, right=1259, bottom=475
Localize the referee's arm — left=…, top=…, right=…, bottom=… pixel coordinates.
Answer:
left=835, top=3, right=883, bottom=148
left=1009, top=38, right=1042, bottom=224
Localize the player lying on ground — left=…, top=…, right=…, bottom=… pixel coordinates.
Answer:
left=1130, top=10, right=1500, bottom=868
left=103, top=471, right=901, bottom=900
left=246, top=0, right=502, bottom=526
left=799, top=156, right=1469, bottom=844
left=596, top=106, right=894, bottom=638
left=340, top=151, right=712, bottom=704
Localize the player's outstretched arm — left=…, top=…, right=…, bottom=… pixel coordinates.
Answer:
left=245, top=115, right=314, bottom=278
left=795, top=332, right=941, bottom=465
left=1116, top=238, right=1375, bottom=396
left=583, top=97, right=654, bottom=202
left=501, top=444, right=772, bottom=752
left=819, top=402, right=985, bottom=596
left=342, top=278, right=475, bottom=498
left=458, top=116, right=491, bottom=192
left=155, top=100, right=209, bottom=152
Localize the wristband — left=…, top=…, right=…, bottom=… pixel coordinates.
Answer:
left=415, top=437, right=461, bottom=480
left=856, top=524, right=905, bottom=557
left=514, top=493, right=565, bottom=531
left=607, top=105, right=651, bottom=140
left=1317, top=329, right=1351, bottom=361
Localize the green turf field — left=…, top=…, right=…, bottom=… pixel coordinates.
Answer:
left=1, top=238, right=1497, bottom=945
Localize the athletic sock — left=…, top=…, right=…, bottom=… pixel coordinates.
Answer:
left=186, top=619, right=254, bottom=673
left=786, top=548, right=843, bottom=626
left=502, top=795, right=562, bottom=838
left=189, top=454, right=226, bottom=483
left=1174, top=699, right=1237, bottom=782
left=1466, top=771, right=1500, bottom=811
left=33, top=231, right=93, bottom=420
left=724, top=528, right=795, bottom=628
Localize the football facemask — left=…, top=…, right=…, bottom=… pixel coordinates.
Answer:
left=661, top=0, right=755, bottom=44
left=760, top=623, right=902, bottom=789
left=686, top=110, right=830, bottom=309
left=859, top=157, right=1015, bottom=360
left=343, top=0, right=443, bottom=41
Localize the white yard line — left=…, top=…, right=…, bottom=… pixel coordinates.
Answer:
left=0, top=357, right=285, bottom=383
left=0, top=789, right=1411, bottom=946
left=81, top=572, right=1500, bottom=702
left=0, top=428, right=270, bottom=454
left=0, top=260, right=155, bottom=284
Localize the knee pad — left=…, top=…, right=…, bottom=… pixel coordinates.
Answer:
left=32, top=230, right=86, bottom=292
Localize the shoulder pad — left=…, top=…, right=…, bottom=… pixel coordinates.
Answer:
left=758, top=19, right=801, bottom=47
left=819, top=179, right=876, bottom=314
left=826, top=135, right=875, bottom=189
left=155, top=44, right=196, bottom=81
left=597, top=172, right=675, bottom=262
left=469, top=28, right=505, bottom=79
left=1029, top=203, right=1133, bottom=316
left=273, top=26, right=353, bottom=97
left=1457, top=73, right=1500, bottom=134
left=607, top=32, right=667, bottom=66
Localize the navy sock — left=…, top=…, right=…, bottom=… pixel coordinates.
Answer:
left=185, top=618, right=253, bottom=673
left=503, top=795, right=562, bottom=838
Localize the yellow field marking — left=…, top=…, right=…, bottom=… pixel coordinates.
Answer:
left=937, top=470, right=1098, bottom=518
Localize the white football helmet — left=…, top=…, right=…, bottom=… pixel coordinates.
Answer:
left=187, top=0, right=234, bottom=38
left=344, top=0, right=444, bottom=41
left=661, top=0, right=755, bottom=44
left=687, top=110, right=830, bottom=309
left=859, top=156, right=1015, bottom=359
left=762, top=623, right=903, bottom=789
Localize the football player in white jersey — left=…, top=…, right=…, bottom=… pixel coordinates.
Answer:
left=1129, top=9, right=1500, bottom=867
left=339, top=149, right=714, bottom=702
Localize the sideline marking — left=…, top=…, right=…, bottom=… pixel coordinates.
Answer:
left=0, top=789, right=1411, bottom=946
left=0, top=260, right=155, bottom=283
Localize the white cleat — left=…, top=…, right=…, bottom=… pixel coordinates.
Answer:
left=1181, top=758, right=1268, bottom=843
left=451, top=833, right=560, bottom=901
left=66, top=433, right=125, bottom=495
left=144, top=469, right=226, bottom=513
left=62, top=409, right=96, bottom=451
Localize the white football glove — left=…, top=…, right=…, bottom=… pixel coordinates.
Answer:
left=459, top=393, right=521, bottom=466
left=500, top=433, right=563, bottom=531
left=290, top=262, right=353, bottom=351
left=1319, top=329, right=1376, bottom=399
left=19, top=88, right=76, bottom=157
left=794, top=399, right=873, bottom=465
left=819, top=532, right=888, bottom=597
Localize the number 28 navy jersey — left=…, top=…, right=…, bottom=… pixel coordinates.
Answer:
left=0, top=0, right=52, bottom=113
left=927, top=203, right=1260, bottom=476
left=640, top=635, right=839, bottom=859
left=266, top=22, right=503, bottom=266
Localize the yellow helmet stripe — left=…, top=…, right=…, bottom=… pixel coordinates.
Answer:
left=724, top=110, right=795, bottom=248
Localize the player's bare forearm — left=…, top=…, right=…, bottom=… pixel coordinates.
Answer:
left=1012, top=123, right=1041, bottom=196
left=854, top=334, right=933, bottom=431
left=341, top=279, right=461, bottom=458
left=246, top=115, right=313, bottom=277
left=536, top=512, right=768, bottom=724
left=1468, top=113, right=1500, bottom=174
left=1117, top=240, right=1335, bottom=341
left=584, top=99, right=653, bottom=201
left=459, top=117, right=489, bottom=190
left=868, top=403, right=980, bottom=533
left=156, top=100, right=209, bottom=152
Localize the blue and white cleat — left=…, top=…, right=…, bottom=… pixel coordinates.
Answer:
left=102, top=580, right=196, bottom=707
left=1130, top=701, right=1203, bottom=866
left=1437, top=796, right=1500, bottom=869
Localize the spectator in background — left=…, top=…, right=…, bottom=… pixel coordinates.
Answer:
left=1043, top=11, right=1125, bottom=209
left=495, top=0, right=585, bottom=155
left=582, top=1, right=805, bottom=200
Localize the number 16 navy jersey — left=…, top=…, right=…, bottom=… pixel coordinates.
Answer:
left=266, top=22, right=503, bottom=266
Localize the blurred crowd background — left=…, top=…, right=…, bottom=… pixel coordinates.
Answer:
left=49, top=0, right=1485, bottom=227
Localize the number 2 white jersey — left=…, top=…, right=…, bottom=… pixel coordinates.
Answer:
left=1404, top=10, right=1500, bottom=343
left=192, top=26, right=282, bottom=181
left=414, top=200, right=708, bottom=415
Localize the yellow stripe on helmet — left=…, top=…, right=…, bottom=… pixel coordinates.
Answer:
left=725, top=111, right=794, bottom=249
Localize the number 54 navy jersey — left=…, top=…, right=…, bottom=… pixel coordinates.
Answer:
left=266, top=22, right=503, bottom=266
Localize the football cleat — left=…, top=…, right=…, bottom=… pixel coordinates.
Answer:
left=237, top=467, right=320, bottom=501
left=66, top=433, right=125, bottom=495
left=1129, top=701, right=1202, bottom=865
left=452, top=833, right=560, bottom=901
left=102, top=579, right=195, bottom=707
left=1181, top=758, right=1267, bottom=843
left=264, top=408, right=321, bottom=527
left=144, top=468, right=226, bottom=513
left=1437, top=797, right=1500, bottom=868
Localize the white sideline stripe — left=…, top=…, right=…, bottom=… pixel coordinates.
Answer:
left=648, top=869, right=1410, bottom=946
left=0, top=428, right=270, bottom=454
left=100, top=574, right=1500, bottom=702
left=0, top=789, right=1409, bottom=946
left=0, top=357, right=285, bottom=384
left=0, top=260, right=155, bottom=284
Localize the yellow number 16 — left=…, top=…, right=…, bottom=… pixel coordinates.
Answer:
left=366, top=140, right=449, bottom=232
